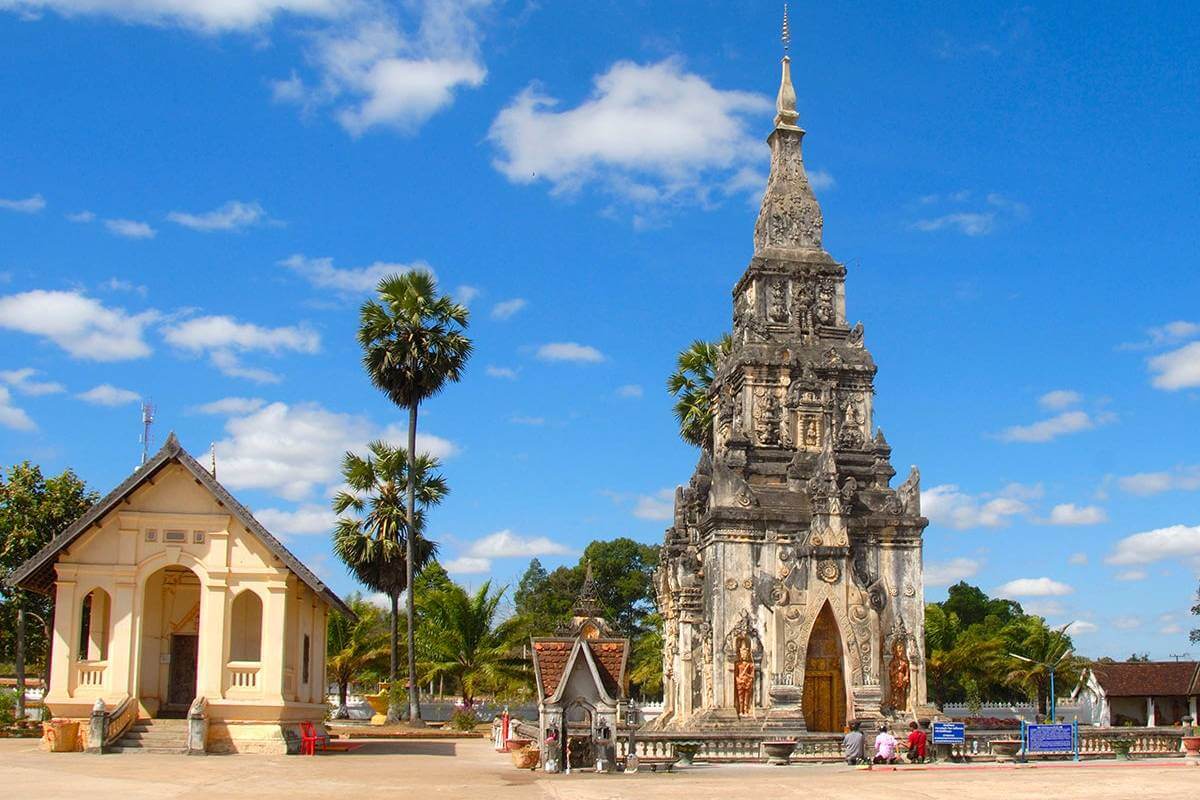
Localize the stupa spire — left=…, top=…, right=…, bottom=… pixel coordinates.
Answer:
left=753, top=6, right=824, bottom=255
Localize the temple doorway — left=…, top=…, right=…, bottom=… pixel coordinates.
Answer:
left=138, top=564, right=201, bottom=717
left=802, top=603, right=847, bottom=732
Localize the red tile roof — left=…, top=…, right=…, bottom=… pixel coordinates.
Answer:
left=1090, top=661, right=1200, bottom=697
left=532, top=640, right=573, bottom=699
left=586, top=640, right=628, bottom=698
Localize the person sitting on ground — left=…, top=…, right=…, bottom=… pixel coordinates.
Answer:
left=905, top=721, right=927, bottom=763
left=842, top=720, right=865, bottom=765
left=873, top=723, right=898, bottom=764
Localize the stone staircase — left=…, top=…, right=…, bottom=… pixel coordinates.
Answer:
left=108, top=718, right=189, bottom=754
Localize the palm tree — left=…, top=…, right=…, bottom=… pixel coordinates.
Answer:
left=1004, top=619, right=1080, bottom=716
left=331, top=441, right=447, bottom=721
left=326, top=594, right=390, bottom=718
left=628, top=613, right=664, bottom=698
left=359, top=270, right=471, bottom=725
left=666, top=334, right=732, bottom=450
left=416, top=581, right=527, bottom=708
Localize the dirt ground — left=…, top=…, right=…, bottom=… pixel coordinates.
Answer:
left=4, top=736, right=1196, bottom=800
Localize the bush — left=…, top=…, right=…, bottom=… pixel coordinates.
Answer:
left=449, top=709, right=478, bottom=731
left=0, top=689, right=17, bottom=725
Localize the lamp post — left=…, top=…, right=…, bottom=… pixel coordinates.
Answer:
left=1009, top=649, right=1074, bottom=721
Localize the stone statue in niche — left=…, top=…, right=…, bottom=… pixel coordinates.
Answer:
left=802, top=415, right=820, bottom=449
left=769, top=279, right=788, bottom=323
left=816, top=279, right=836, bottom=325
left=754, top=388, right=782, bottom=446
left=888, top=637, right=910, bottom=712
left=792, top=279, right=817, bottom=334
left=733, top=637, right=756, bottom=716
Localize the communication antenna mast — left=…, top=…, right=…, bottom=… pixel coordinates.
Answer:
left=1170, top=653, right=1190, bottom=662
left=140, top=400, right=155, bottom=465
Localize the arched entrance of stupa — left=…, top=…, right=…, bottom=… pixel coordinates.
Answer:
left=802, top=602, right=847, bottom=732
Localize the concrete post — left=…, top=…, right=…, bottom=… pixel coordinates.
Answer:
left=1147, top=696, right=1156, bottom=727
left=187, top=697, right=208, bottom=755
left=87, top=698, right=107, bottom=754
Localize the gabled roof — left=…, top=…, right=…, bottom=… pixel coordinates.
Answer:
left=531, top=635, right=628, bottom=705
left=6, top=433, right=353, bottom=618
left=1088, top=661, right=1200, bottom=697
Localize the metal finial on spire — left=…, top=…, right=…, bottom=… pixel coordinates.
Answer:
left=782, top=3, right=791, bottom=54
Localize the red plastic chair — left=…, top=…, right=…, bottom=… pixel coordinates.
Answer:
left=300, top=721, right=329, bottom=755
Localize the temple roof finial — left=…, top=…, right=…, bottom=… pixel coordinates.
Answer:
left=775, top=5, right=800, bottom=129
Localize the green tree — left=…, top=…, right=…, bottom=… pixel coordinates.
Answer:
left=326, top=594, right=390, bottom=717
left=666, top=335, right=732, bottom=450
left=1004, top=618, right=1081, bottom=716
left=0, top=463, right=96, bottom=712
left=331, top=442, right=445, bottom=721
left=416, top=580, right=527, bottom=707
left=627, top=611, right=664, bottom=698
left=359, top=270, right=472, bottom=725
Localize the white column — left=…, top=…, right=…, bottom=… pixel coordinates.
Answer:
left=47, top=577, right=78, bottom=700
left=1189, top=696, right=1197, bottom=722
left=107, top=572, right=137, bottom=698
left=1147, top=696, right=1156, bottom=727
left=260, top=581, right=289, bottom=701
left=196, top=576, right=228, bottom=700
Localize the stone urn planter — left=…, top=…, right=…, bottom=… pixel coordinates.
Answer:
left=42, top=719, right=80, bottom=752
left=511, top=745, right=540, bottom=770
left=762, top=739, right=797, bottom=766
left=363, top=683, right=390, bottom=726
left=1181, top=735, right=1200, bottom=761
left=1111, top=739, right=1134, bottom=761
left=990, top=738, right=1021, bottom=763
left=672, top=741, right=702, bottom=765
left=505, top=736, right=532, bottom=753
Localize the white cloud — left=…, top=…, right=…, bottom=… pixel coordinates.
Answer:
left=191, top=396, right=266, bottom=415
left=455, top=285, right=480, bottom=306
left=807, top=170, right=835, bottom=191
left=616, top=384, right=643, bottom=398
left=105, top=218, right=155, bottom=239
left=254, top=503, right=335, bottom=537
left=922, top=484, right=1029, bottom=530
left=1065, top=620, right=1097, bottom=635
left=444, top=556, right=491, bottom=574
left=925, top=557, right=982, bottom=588
left=0, top=0, right=343, bottom=32
left=163, top=315, right=320, bottom=354
left=995, top=577, right=1074, bottom=597
left=275, top=3, right=489, bottom=136
left=490, top=298, right=526, bottom=320
left=536, top=342, right=605, bottom=363
left=280, top=253, right=429, bottom=294
left=1068, top=552, right=1088, bottom=566
left=465, top=529, right=570, bottom=559
left=66, top=210, right=95, bottom=223
left=1116, top=569, right=1147, bottom=582
left=489, top=58, right=772, bottom=206
left=378, top=424, right=460, bottom=460
left=209, top=351, right=281, bottom=383
left=214, top=400, right=454, bottom=501
left=100, top=277, right=147, bottom=296
left=1039, top=389, right=1081, bottom=409
left=1149, top=342, right=1200, bottom=390
left=0, top=193, right=46, bottom=213
left=1122, top=320, right=1200, bottom=350
left=485, top=365, right=517, bottom=379
left=167, top=200, right=265, bottom=231
left=1042, top=503, right=1108, bottom=526
left=1112, top=615, right=1141, bottom=630
left=1160, top=623, right=1184, bottom=636
left=912, top=192, right=1027, bottom=237
left=1107, top=523, right=1200, bottom=566
left=0, top=290, right=156, bottom=361
left=0, top=367, right=64, bottom=396
left=1023, top=600, right=1066, bottom=617
left=77, top=384, right=140, bottom=406
left=1118, top=466, right=1200, bottom=496
left=0, top=386, right=36, bottom=431
left=633, top=489, right=674, bottom=521
left=995, top=410, right=1115, bottom=443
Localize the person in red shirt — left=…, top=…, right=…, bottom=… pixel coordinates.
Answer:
left=905, top=721, right=928, bottom=763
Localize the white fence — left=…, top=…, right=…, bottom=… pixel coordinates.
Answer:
left=940, top=699, right=1092, bottom=723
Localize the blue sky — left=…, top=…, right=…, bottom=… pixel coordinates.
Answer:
left=1, top=1, right=1198, bottom=659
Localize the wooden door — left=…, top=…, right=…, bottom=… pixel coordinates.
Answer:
left=168, top=634, right=198, bottom=708
left=802, top=603, right=847, bottom=732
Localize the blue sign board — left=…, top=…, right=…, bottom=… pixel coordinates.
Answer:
left=1026, top=723, right=1075, bottom=753
left=932, top=722, right=965, bottom=745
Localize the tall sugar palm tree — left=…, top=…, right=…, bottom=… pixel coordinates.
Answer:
left=332, top=441, right=446, bottom=721
left=1004, top=619, right=1080, bottom=716
left=416, top=581, right=527, bottom=708
left=326, top=594, right=390, bottom=718
left=359, top=270, right=472, bottom=724
left=666, top=334, right=732, bottom=450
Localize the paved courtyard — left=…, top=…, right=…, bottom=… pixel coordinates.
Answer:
left=5, top=736, right=1198, bottom=799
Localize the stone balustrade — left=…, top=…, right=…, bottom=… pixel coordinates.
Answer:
left=74, top=660, right=107, bottom=690
left=226, top=661, right=261, bottom=693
